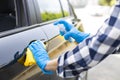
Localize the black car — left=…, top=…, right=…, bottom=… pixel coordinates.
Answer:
left=0, top=0, right=87, bottom=80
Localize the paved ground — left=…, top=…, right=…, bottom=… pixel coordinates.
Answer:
left=88, top=54, right=120, bottom=80
left=74, top=1, right=120, bottom=80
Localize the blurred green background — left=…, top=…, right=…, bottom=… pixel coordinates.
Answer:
left=98, top=0, right=116, bottom=6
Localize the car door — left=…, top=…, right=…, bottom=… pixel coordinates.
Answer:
left=0, top=0, right=49, bottom=69
left=0, top=0, right=53, bottom=79
left=0, top=0, right=82, bottom=80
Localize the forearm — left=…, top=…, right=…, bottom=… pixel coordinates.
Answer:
left=45, top=58, right=58, bottom=71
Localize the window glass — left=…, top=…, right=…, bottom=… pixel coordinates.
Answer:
left=0, top=0, right=16, bottom=32
left=37, top=0, right=63, bottom=22
left=60, top=0, right=70, bottom=17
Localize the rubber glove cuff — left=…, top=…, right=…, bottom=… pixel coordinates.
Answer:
left=37, top=60, right=53, bottom=74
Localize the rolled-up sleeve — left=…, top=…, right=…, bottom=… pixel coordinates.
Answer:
left=57, top=3, right=120, bottom=78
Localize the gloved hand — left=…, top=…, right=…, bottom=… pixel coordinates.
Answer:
left=54, top=20, right=90, bottom=43
left=28, top=40, right=53, bottom=74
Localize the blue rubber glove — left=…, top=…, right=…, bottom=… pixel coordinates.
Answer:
left=54, top=20, right=73, bottom=36
left=28, top=40, right=53, bottom=74
left=54, top=20, right=90, bottom=43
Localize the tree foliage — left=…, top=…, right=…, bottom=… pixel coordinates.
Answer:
left=98, top=0, right=116, bottom=6
left=41, top=11, right=69, bottom=22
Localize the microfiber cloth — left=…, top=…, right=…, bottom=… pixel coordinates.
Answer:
left=17, top=40, right=46, bottom=67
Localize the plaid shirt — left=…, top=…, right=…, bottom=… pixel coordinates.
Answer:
left=57, top=2, right=120, bottom=78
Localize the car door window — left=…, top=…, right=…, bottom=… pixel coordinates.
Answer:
left=37, top=0, right=65, bottom=22
left=0, top=0, right=16, bottom=32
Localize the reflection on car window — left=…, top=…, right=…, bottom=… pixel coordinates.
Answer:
left=0, top=0, right=16, bottom=32
left=37, top=0, right=70, bottom=22
left=60, top=0, right=70, bottom=17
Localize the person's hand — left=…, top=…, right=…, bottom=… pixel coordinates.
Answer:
left=54, top=20, right=90, bottom=43
left=28, top=40, right=53, bottom=74
left=64, top=28, right=90, bottom=43
left=54, top=19, right=73, bottom=35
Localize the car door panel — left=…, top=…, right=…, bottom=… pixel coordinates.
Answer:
left=41, top=23, right=59, bottom=40
left=0, top=23, right=59, bottom=68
